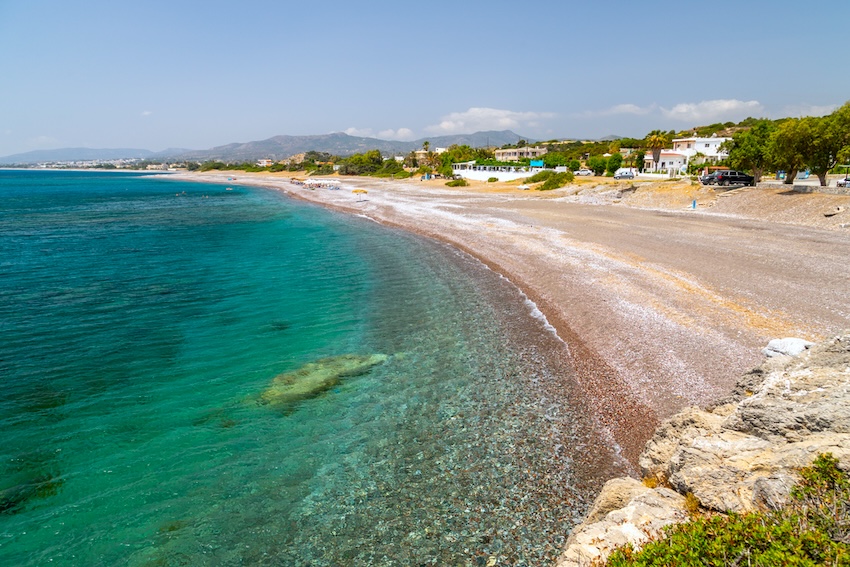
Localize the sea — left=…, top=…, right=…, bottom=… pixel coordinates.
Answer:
left=0, top=170, right=619, bottom=566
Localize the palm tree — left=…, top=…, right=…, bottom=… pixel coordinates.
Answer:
left=645, top=130, right=669, bottom=172
left=423, top=140, right=430, bottom=152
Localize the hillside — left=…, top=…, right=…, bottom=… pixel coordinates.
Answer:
left=0, top=131, right=532, bottom=165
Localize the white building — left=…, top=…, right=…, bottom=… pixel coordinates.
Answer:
left=451, top=160, right=531, bottom=182
left=494, top=146, right=548, bottom=162
left=414, top=147, right=447, bottom=163
left=644, top=135, right=730, bottom=174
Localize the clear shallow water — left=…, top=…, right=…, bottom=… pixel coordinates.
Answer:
left=0, top=170, right=618, bottom=566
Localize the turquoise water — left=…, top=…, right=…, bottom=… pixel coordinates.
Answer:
left=0, top=170, right=618, bottom=566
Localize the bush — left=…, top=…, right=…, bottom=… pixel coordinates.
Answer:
left=606, top=453, right=850, bottom=566
left=487, top=177, right=498, bottom=183
left=446, top=178, right=469, bottom=187
left=538, top=171, right=574, bottom=191
left=526, top=170, right=555, bottom=183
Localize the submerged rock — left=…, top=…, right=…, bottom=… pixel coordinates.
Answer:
left=259, top=353, right=388, bottom=407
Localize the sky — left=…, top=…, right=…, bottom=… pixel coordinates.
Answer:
left=1, top=0, right=848, bottom=156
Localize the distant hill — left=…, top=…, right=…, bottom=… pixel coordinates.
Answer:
left=171, top=130, right=532, bottom=162
left=0, top=147, right=159, bottom=164
left=0, top=131, right=533, bottom=165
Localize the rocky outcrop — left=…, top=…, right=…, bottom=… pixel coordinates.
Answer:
left=557, top=478, right=688, bottom=566
left=557, top=333, right=850, bottom=566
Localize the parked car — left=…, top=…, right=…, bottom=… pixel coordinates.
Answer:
left=700, top=171, right=721, bottom=185
left=837, top=177, right=850, bottom=188
left=574, top=169, right=593, bottom=176
left=613, top=169, right=635, bottom=179
left=715, top=170, right=754, bottom=186
left=702, top=170, right=754, bottom=186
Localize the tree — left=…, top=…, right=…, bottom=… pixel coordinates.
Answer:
left=806, top=103, right=850, bottom=186
left=606, top=153, right=623, bottom=174
left=768, top=118, right=807, bottom=185
left=422, top=140, right=430, bottom=152
left=723, top=119, right=776, bottom=183
left=542, top=152, right=569, bottom=168
left=645, top=130, right=669, bottom=172
left=587, top=155, right=607, bottom=175
left=568, top=159, right=581, bottom=172
left=634, top=150, right=646, bottom=172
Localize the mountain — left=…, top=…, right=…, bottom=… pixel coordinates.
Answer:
left=171, top=130, right=531, bottom=162
left=0, top=147, right=158, bottom=164
left=0, top=130, right=532, bottom=165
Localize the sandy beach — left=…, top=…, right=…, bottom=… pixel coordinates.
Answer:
left=171, top=171, right=850, bottom=466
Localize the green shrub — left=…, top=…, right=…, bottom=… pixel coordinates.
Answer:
left=526, top=170, right=555, bottom=183
left=487, top=177, right=498, bottom=183
left=538, top=171, right=574, bottom=191
left=606, top=453, right=850, bottom=566
left=446, top=178, right=468, bottom=187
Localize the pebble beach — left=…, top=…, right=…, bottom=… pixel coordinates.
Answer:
left=173, top=171, right=850, bottom=467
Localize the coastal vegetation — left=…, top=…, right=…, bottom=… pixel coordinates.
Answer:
left=526, top=170, right=575, bottom=190
left=82, top=102, right=847, bottom=185
left=605, top=453, right=850, bottom=566
left=722, top=102, right=850, bottom=186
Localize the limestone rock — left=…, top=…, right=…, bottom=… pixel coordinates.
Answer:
left=582, top=477, right=650, bottom=524
left=556, top=485, right=687, bottom=567
left=639, top=406, right=725, bottom=480
left=560, top=333, right=850, bottom=561
left=762, top=337, right=814, bottom=357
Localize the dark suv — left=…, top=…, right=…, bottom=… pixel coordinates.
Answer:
left=701, top=170, right=754, bottom=186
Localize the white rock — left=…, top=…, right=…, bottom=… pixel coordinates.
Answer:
left=762, top=337, right=814, bottom=357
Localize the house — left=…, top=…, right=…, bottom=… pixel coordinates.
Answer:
left=494, top=146, right=548, bottom=162
left=644, top=135, right=730, bottom=173
left=644, top=150, right=689, bottom=174
left=451, top=160, right=531, bottom=182
left=257, top=159, right=274, bottom=167
left=414, top=147, right=447, bottom=164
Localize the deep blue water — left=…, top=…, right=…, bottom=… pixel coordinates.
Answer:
left=0, top=170, right=617, bottom=566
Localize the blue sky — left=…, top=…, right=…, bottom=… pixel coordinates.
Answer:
left=1, top=0, right=848, bottom=156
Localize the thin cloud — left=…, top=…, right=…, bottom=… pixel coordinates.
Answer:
left=660, top=99, right=763, bottom=122
left=377, top=128, right=415, bottom=141
left=141, top=110, right=153, bottom=117
left=781, top=103, right=838, bottom=118
left=28, top=135, right=60, bottom=148
left=576, top=103, right=655, bottom=118
left=344, top=127, right=416, bottom=140
left=425, top=107, right=555, bottom=135
left=344, top=127, right=374, bottom=137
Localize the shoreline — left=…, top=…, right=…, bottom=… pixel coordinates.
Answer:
left=166, top=170, right=850, bottom=468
